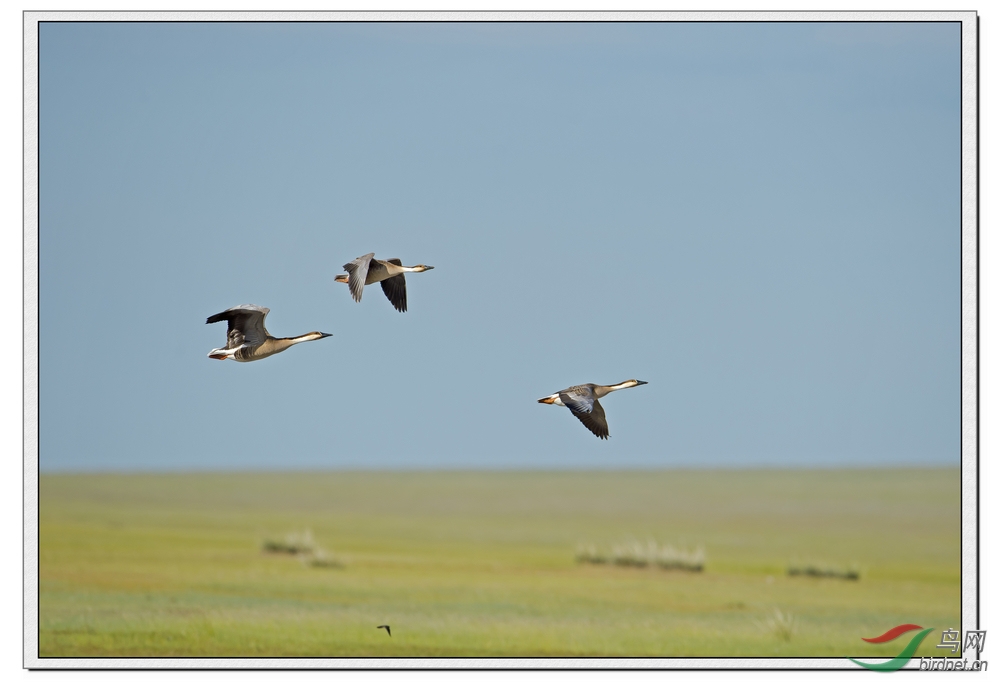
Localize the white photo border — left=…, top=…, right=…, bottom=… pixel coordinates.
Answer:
left=22, top=9, right=979, bottom=671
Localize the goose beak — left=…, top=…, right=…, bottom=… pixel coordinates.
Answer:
left=319, top=333, right=333, bottom=339
left=537, top=395, right=558, bottom=404
left=635, top=380, right=648, bottom=386
left=424, top=265, right=435, bottom=271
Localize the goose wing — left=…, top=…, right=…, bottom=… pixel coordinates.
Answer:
left=342, top=253, right=375, bottom=302
left=379, top=258, right=407, bottom=312
left=206, top=304, right=270, bottom=349
left=559, top=387, right=609, bottom=439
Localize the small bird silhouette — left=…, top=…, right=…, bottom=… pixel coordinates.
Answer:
left=377, top=625, right=391, bottom=637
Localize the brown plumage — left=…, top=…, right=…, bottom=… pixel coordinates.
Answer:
left=537, top=380, right=648, bottom=439
left=334, top=253, right=434, bottom=312
left=206, top=304, right=331, bottom=362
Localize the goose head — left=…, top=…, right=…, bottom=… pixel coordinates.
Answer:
left=291, top=331, right=333, bottom=343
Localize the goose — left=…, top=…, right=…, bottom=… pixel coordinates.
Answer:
left=206, top=304, right=331, bottom=362
left=334, top=253, right=434, bottom=312
left=537, top=380, right=648, bottom=439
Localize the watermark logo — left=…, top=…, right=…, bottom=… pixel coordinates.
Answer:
left=965, top=629, right=987, bottom=654
left=849, top=624, right=934, bottom=672
left=849, top=625, right=987, bottom=672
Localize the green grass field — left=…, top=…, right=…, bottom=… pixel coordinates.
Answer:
left=38, top=468, right=960, bottom=658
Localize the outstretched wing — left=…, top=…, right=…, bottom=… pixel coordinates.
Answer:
left=206, top=304, right=270, bottom=349
left=560, top=388, right=609, bottom=439
left=380, top=258, right=407, bottom=312
left=342, top=253, right=375, bottom=302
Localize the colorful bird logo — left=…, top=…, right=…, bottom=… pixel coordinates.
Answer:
left=849, top=624, right=934, bottom=671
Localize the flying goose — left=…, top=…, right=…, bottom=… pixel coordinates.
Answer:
left=206, top=304, right=331, bottom=362
left=537, top=380, right=648, bottom=439
left=334, top=253, right=434, bottom=312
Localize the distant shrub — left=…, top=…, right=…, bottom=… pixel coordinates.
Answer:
left=262, top=529, right=346, bottom=569
left=300, top=548, right=345, bottom=569
left=787, top=560, right=860, bottom=580
left=575, top=544, right=607, bottom=564
left=261, top=529, right=316, bottom=555
left=577, top=540, right=704, bottom=572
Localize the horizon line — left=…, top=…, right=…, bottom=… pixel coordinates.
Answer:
left=37, top=461, right=960, bottom=476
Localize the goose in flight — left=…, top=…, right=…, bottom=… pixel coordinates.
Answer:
left=206, top=304, right=331, bottom=362
left=334, top=253, right=434, bottom=312
left=538, top=380, right=648, bottom=439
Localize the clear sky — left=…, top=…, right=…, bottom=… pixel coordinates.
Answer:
left=38, top=21, right=961, bottom=472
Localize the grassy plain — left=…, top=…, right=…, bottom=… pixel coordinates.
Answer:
left=38, top=468, right=960, bottom=658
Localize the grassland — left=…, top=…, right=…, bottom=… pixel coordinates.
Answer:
left=38, top=468, right=960, bottom=658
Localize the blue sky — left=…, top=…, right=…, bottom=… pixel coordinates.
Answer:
left=37, top=21, right=961, bottom=471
